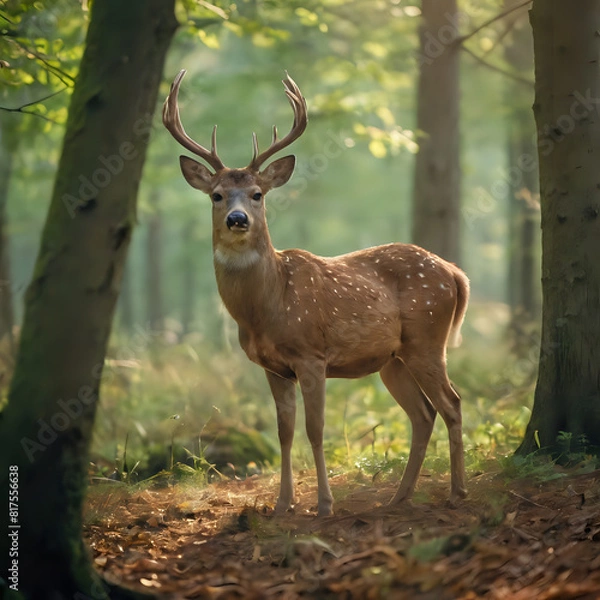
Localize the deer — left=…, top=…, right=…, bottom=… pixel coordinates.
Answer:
left=163, top=70, right=470, bottom=517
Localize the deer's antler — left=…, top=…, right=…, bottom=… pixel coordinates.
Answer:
left=162, top=70, right=226, bottom=173
left=247, top=72, right=308, bottom=172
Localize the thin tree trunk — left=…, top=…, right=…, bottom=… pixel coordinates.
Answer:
left=181, top=218, right=196, bottom=335
left=504, top=0, right=540, bottom=348
left=0, top=122, right=16, bottom=355
left=412, top=0, right=461, bottom=264
left=146, top=192, right=164, bottom=332
left=0, top=2, right=177, bottom=598
left=119, top=255, right=135, bottom=333
left=517, top=0, right=600, bottom=455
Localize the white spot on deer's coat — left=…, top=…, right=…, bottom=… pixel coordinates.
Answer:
left=418, top=272, right=425, bottom=278
left=406, top=274, right=411, bottom=279
left=423, top=284, right=429, bottom=288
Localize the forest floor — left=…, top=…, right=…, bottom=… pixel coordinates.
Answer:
left=85, top=465, right=600, bottom=599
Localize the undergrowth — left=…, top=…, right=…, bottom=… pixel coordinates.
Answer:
left=85, top=302, right=547, bottom=490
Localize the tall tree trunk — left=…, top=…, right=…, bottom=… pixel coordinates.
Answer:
left=145, top=192, right=164, bottom=332
left=0, top=2, right=177, bottom=598
left=504, top=1, right=541, bottom=349
left=0, top=120, right=16, bottom=355
left=517, top=1, right=600, bottom=455
left=118, top=255, right=135, bottom=333
left=181, top=218, right=196, bottom=335
left=412, top=0, right=461, bottom=264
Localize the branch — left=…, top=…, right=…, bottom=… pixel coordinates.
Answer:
left=8, top=38, right=76, bottom=87
left=459, top=0, right=532, bottom=45
left=0, top=10, right=15, bottom=25
left=480, top=18, right=518, bottom=59
left=0, top=87, right=68, bottom=124
left=461, top=45, right=533, bottom=88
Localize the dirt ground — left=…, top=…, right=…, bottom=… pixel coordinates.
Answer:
left=85, top=466, right=600, bottom=599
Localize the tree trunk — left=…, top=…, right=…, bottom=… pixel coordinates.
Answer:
left=411, top=0, right=461, bottom=264
left=517, top=1, right=600, bottom=455
left=0, top=120, right=16, bottom=355
left=145, top=191, right=164, bottom=332
left=118, top=255, right=135, bottom=333
left=0, top=1, right=177, bottom=598
left=504, top=1, right=541, bottom=349
left=181, top=218, right=197, bottom=335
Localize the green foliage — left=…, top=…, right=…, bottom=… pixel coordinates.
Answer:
left=1, top=0, right=84, bottom=128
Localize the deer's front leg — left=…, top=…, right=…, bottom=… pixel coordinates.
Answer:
left=266, top=370, right=297, bottom=514
left=298, top=363, right=333, bottom=517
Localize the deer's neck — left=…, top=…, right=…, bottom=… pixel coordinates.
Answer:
left=213, top=240, right=285, bottom=327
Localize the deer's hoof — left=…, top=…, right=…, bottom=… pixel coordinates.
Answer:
left=274, top=499, right=293, bottom=515
left=448, top=488, right=468, bottom=508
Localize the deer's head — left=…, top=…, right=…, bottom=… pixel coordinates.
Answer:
left=163, top=71, right=307, bottom=266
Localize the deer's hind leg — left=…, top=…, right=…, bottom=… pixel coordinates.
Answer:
left=380, top=357, right=437, bottom=504
left=397, top=346, right=467, bottom=505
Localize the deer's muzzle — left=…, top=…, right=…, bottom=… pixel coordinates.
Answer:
left=226, top=211, right=249, bottom=231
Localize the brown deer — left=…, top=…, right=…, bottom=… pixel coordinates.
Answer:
left=163, top=70, right=469, bottom=516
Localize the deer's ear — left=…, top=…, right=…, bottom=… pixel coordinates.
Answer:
left=260, top=155, right=295, bottom=190
left=180, top=156, right=214, bottom=193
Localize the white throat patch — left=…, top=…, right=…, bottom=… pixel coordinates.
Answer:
left=214, top=247, right=261, bottom=270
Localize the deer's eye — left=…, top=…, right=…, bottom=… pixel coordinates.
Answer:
left=252, top=192, right=262, bottom=201
left=212, top=193, right=223, bottom=202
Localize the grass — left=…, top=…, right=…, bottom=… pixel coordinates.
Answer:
left=86, top=301, right=540, bottom=490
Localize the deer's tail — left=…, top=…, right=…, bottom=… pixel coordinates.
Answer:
left=448, top=268, right=470, bottom=349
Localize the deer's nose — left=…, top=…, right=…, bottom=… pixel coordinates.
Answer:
left=226, top=211, right=249, bottom=230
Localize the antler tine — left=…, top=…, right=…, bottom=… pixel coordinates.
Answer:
left=248, top=72, right=308, bottom=172
left=162, top=70, right=226, bottom=173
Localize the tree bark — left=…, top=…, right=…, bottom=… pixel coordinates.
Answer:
left=517, top=0, right=600, bottom=455
left=0, top=119, right=16, bottom=355
left=145, top=191, right=164, bottom=332
left=504, top=1, right=541, bottom=347
left=118, top=255, right=135, bottom=333
left=181, top=218, right=197, bottom=335
left=0, top=1, right=177, bottom=598
left=411, top=0, right=461, bottom=264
